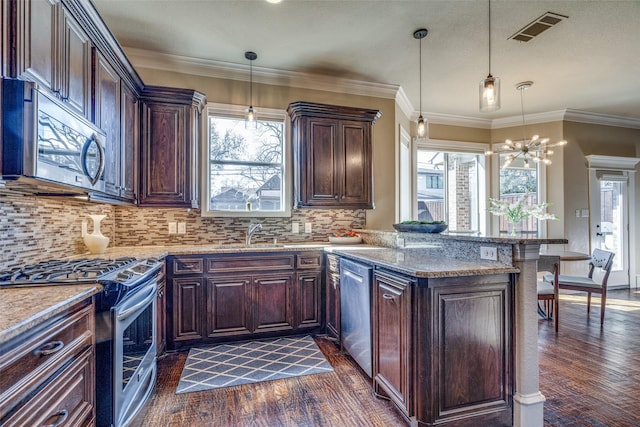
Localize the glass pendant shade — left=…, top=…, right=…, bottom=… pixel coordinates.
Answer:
left=417, top=115, right=427, bottom=138
left=479, top=74, right=501, bottom=112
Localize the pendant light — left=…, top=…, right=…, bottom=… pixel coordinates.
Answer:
left=245, top=51, right=257, bottom=127
left=485, top=81, right=567, bottom=168
left=479, top=0, right=501, bottom=112
left=414, top=28, right=428, bottom=138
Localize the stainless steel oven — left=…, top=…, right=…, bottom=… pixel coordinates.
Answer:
left=96, top=266, right=161, bottom=427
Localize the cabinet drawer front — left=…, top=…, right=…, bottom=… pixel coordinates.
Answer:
left=0, top=302, right=93, bottom=418
left=172, top=257, right=204, bottom=275
left=297, top=252, right=323, bottom=269
left=3, top=347, right=95, bottom=426
left=206, top=255, right=295, bottom=273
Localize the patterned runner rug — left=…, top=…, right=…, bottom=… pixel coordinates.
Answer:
left=176, top=335, right=333, bottom=394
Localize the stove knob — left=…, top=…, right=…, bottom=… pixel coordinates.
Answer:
left=117, top=271, right=133, bottom=281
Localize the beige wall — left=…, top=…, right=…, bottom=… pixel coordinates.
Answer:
left=562, top=121, right=640, bottom=273
left=137, top=68, right=397, bottom=230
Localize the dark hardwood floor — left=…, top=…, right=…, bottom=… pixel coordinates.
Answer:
left=134, top=288, right=640, bottom=426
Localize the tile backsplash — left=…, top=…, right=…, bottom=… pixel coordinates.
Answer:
left=0, top=192, right=365, bottom=270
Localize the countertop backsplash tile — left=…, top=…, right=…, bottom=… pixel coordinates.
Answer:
left=0, top=191, right=365, bottom=270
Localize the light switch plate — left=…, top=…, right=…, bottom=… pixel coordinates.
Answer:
left=291, top=222, right=299, bottom=233
left=168, top=222, right=177, bottom=234
left=304, top=223, right=312, bottom=233
left=177, top=222, right=186, bottom=234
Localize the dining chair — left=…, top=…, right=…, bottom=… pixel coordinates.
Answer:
left=544, top=249, right=615, bottom=325
left=538, top=255, right=560, bottom=332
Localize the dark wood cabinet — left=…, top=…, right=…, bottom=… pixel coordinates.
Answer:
left=120, top=83, right=139, bottom=202
left=0, top=299, right=95, bottom=426
left=167, top=251, right=324, bottom=350
left=288, top=101, right=381, bottom=209
left=205, top=274, right=252, bottom=338
left=94, top=49, right=121, bottom=196
left=139, top=86, right=206, bottom=208
left=325, top=253, right=341, bottom=340
left=253, top=273, right=295, bottom=333
left=11, top=0, right=92, bottom=119
left=368, top=266, right=514, bottom=427
left=170, top=276, right=205, bottom=344
left=373, top=270, right=413, bottom=416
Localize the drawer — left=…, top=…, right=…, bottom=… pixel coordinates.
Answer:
left=297, top=252, right=323, bottom=270
left=206, top=254, right=295, bottom=273
left=171, top=257, right=204, bottom=275
left=0, top=302, right=94, bottom=419
left=2, top=347, right=95, bottom=426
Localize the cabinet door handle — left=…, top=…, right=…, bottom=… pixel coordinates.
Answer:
left=382, top=293, right=396, bottom=301
left=44, top=409, right=68, bottom=427
left=35, top=340, right=65, bottom=356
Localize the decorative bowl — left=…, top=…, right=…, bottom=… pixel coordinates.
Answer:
left=328, top=236, right=363, bottom=244
left=392, top=222, right=448, bottom=234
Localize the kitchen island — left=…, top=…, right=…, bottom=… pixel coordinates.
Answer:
left=341, top=230, right=567, bottom=427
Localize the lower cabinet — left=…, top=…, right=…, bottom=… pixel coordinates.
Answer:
left=372, top=268, right=514, bottom=427
left=373, top=270, right=413, bottom=416
left=167, top=251, right=324, bottom=350
left=325, top=253, right=341, bottom=340
left=0, top=299, right=95, bottom=426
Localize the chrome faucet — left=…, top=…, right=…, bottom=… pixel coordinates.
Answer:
left=246, top=223, right=263, bottom=245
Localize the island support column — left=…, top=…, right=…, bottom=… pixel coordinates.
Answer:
left=512, top=243, right=544, bottom=427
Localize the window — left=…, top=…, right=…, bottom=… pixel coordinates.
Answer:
left=202, top=103, right=290, bottom=217
left=497, top=153, right=544, bottom=236
left=413, top=140, right=487, bottom=234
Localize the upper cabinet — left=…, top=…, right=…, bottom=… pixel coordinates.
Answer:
left=139, top=86, right=206, bottom=208
left=11, top=0, right=92, bottom=119
left=288, top=101, right=381, bottom=209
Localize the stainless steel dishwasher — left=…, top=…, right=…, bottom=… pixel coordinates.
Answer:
left=340, top=258, right=373, bottom=377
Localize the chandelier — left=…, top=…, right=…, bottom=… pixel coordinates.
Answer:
left=479, top=0, right=501, bottom=112
left=413, top=28, right=428, bottom=138
left=485, top=81, right=567, bottom=168
left=245, top=51, right=258, bottom=127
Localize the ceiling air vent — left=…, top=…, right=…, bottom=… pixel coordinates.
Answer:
left=509, top=11, right=568, bottom=42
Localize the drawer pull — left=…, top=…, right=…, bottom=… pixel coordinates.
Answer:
left=382, top=293, right=396, bottom=301
left=35, top=340, right=65, bottom=356
left=44, top=409, right=68, bottom=427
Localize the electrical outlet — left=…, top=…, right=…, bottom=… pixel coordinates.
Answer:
left=480, top=246, right=498, bottom=261
left=168, top=222, right=177, bottom=234
left=581, top=209, right=589, bottom=218
left=291, top=222, right=299, bottom=233
left=304, top=223, right=312, bottom=233
left=177, top=222, right=186, bottom=234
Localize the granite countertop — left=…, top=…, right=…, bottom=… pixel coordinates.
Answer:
left=0, top=283, right=102, bottom=345
left=78, top=242, right=347, bottom=260
left=332, top=247, right=519, bottom=278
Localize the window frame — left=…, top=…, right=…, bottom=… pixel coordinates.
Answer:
left=488, top=139, right=549, bottom=237
left=413, top=139, right=489, bottom=235
left=200, top=103, right=292, bottom=218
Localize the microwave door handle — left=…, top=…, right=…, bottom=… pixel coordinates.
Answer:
left=81, top=134, right=105, bottom=186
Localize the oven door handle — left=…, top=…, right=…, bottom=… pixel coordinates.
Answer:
left=117, top=286, right=156, bottom=321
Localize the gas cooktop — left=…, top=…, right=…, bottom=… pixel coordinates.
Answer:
left=0, top=256, right=162, bottom=288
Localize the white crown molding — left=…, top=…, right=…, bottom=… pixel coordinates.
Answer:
left=585, top=155, right=640, bottom=170
left=126, top=47, right=399, bottom=100
left=395, top=86, right=414, bottom=120
left=424, top=112, right=492, bottom=129
left=491, top=110, right=567, bottom=129
left=127, top=48, right=640, bottom=130
left=564, top=109, right=640, bottom=129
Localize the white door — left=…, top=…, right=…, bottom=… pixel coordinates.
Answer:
left=587, top=159, right=637, bottom=287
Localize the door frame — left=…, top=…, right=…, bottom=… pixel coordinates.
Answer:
left=586, top=155, right=639, bottom=287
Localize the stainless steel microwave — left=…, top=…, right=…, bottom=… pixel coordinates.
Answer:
left=1, top=78, right=106, bottom=194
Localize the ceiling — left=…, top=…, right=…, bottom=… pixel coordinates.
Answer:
left=92, top=0, right=640, bottom=125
